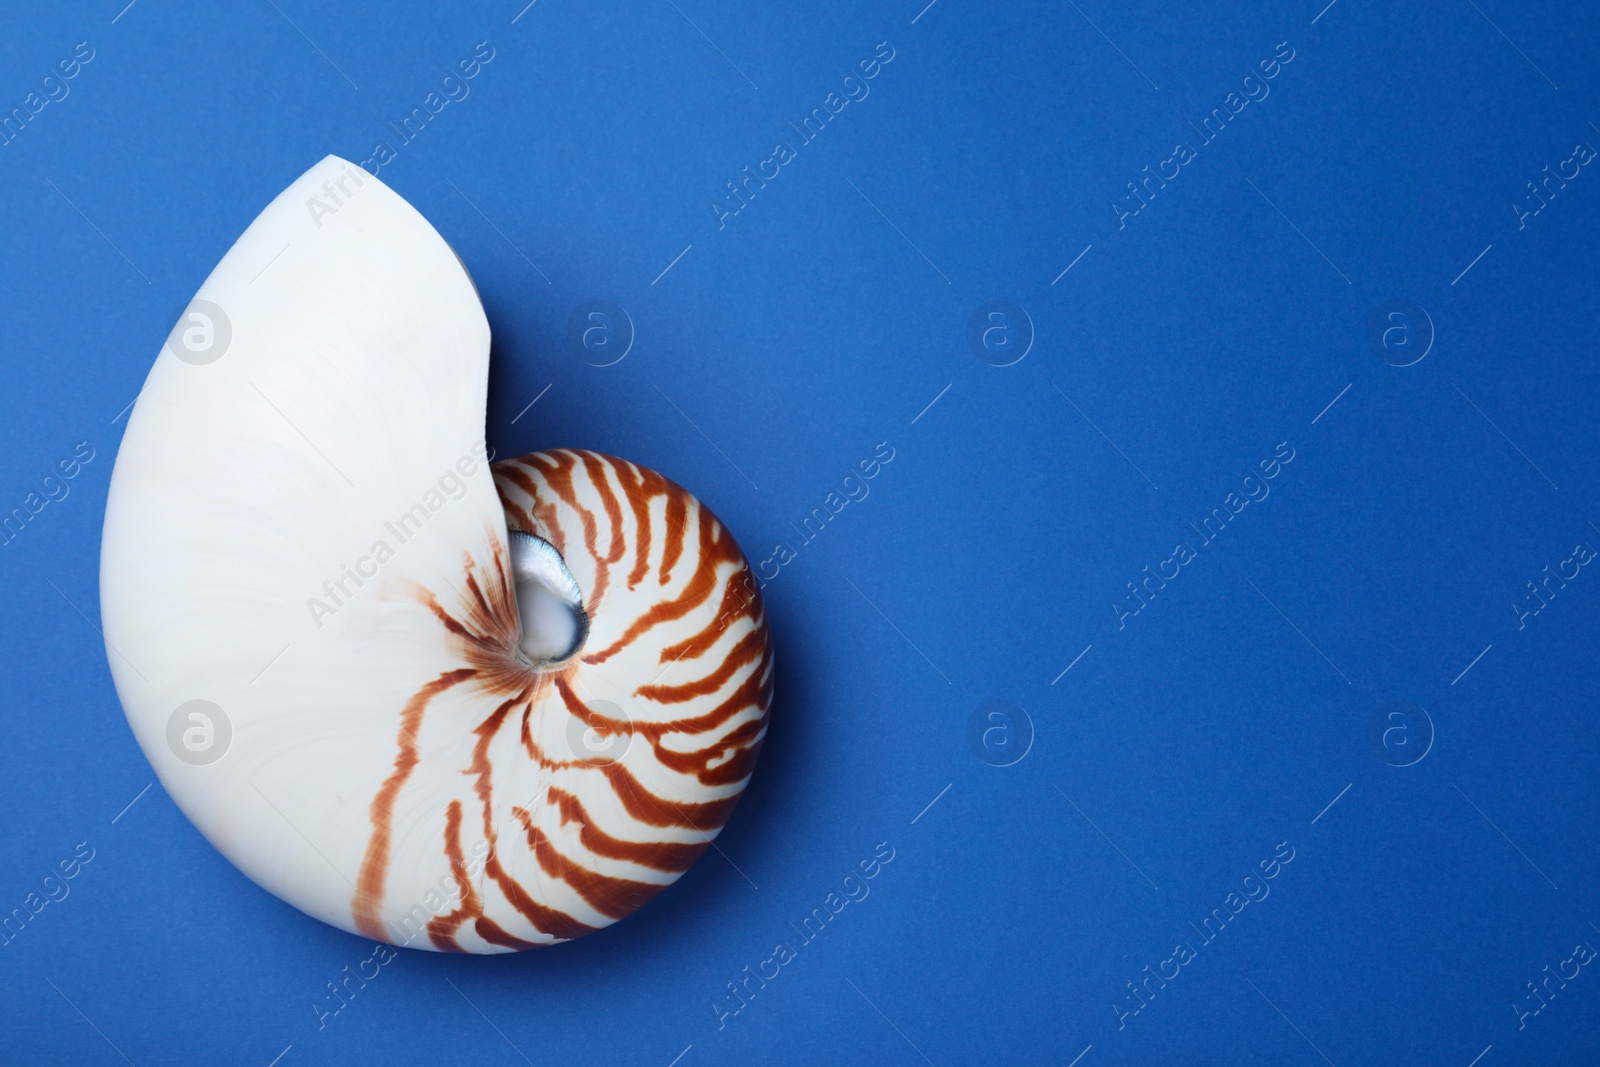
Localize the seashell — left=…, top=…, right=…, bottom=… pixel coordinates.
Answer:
left=100, top=157, right=772, bottom=952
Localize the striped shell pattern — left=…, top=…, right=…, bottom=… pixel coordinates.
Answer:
left=100, top=158, right=772, bottom=954
left=352, top=450, right=772, bottom=951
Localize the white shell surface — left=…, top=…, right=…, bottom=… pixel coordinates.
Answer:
left=102, top=157, right=770, bottom=951
left=103, top=155, right=502, bottom=942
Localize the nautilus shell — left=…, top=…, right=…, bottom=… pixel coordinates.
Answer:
left=100, top=157, right=772, bottom=951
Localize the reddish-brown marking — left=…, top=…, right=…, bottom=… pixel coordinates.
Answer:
left=424, top=800, right=476, bottom=950
left=497, top=462, right=573, bottom=563
left=497, top=493, right=538, bottom=534
left=579, top=451, right=627, bottom=569
left=554, top=671, right=768, bottom=786
left=511, top=806, right=670, bottom=919
left=615, top=461, right=654, bottom=589
left=474, top=916, right=542, bottom=950
left=546, top=787, right=711, bottom=872
left=675, top=650, right=774, bottom=741
left=415, top=555, right=530, bottom=698
left=661, top=490, right=687, bottom=585
left=359, top=450, right=770, bottom=950
left=353, top=668, right=476, bottom=940
left=637, top=627, right=765, bottom=703
left=599, top=760, right=744, bottom=832
left=469, top=695, right=596, bottom=940
left=423, top=800, right=544, bottom=951
left=660, top=578, right=754, bottom=663
left=583, top=517, right=735, bottom=665
left=530, top=451, right=611, bottom=613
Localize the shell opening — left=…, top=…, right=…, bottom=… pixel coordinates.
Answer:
left=507, top=530, right=589, bottom=667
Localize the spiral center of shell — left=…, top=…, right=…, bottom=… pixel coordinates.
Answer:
left=507, top=530, right=588, bottom=666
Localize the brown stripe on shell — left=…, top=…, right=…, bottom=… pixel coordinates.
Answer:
left=424, top=800, right=478, bottom=951
left=356, top=449, right=770, bottom=950
left=425, top=800, right=541, bottom=952
left=582, top=515, right=737, bottom=666
left=636, top=628, right=765, bottom=703
left=598, top=760, right=747, bottom=832
left=578, top=450, right=627, bottom=572
left=661, top=489, right=687, bottom=584
left=614, top=460, right=654, bottom=590
left=510, top=806, right=671, bottom=920
left=470, top=694, right=596, bottom=941
left=553, top=672, right=769, bottom=787
left=545, top=787, right=711, bottom=873
left=353, top=668, right=477, bottom=941
left=495, top=461, right=570, bottom=567
left=529, top=450, right=612, bottom=613
left=660, top=578, right=759, bottom=663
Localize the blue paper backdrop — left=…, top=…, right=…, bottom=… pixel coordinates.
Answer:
left=3, top=0, right=1600, bottom=1063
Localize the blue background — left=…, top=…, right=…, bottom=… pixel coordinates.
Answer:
left=3, top=0, right=1599, bottom=1063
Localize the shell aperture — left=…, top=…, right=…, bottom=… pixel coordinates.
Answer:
left=100, top=157, right=773, bottom=952
left=506, top=531, right=588, bottom=665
